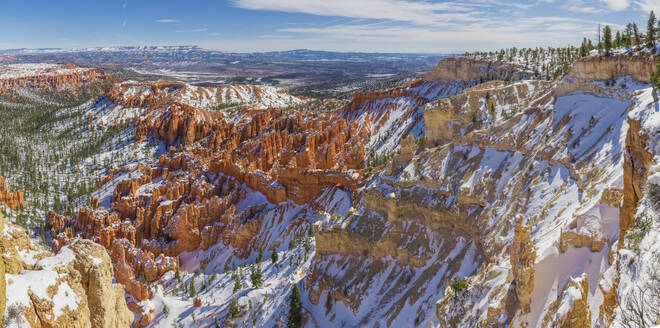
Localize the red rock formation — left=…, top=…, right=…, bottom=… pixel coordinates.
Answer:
left=0, top=176, right=24, bottom=210
left=46, top=80, right=370, bottom=307
left=0, top=65, right=116, bottom=93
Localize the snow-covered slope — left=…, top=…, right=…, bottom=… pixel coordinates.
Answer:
left=3, top=53, right=660, bottom=328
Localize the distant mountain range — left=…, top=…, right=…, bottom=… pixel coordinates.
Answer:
left=0, top=46, right=452, bottom=99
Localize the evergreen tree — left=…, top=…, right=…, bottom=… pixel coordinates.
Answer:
left=250, top=265, right=263, bottom=288
left=287, top=284, right=302, bottom=328
left=615, top=31, right=622, bottom=48
left=229, top=297, right=241, bottom=318
left=271, top=249, right=279, bottom=263
left=603, top=25, right=613, bottom=55
left=189, top=278, right=196, bottom=297
left=233, top=273, right=242, bottom=292
left=256, top=248, right=263, bottom=264
left=649, top=10, right=657, bottom=47
left=580, top=38, right=589, bottom=57
left=633, top=23, right=641, bottom=46
left=163, top=304, right=169, bottom=317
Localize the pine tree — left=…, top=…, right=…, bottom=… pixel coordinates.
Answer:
left=229, top=297, right=240, bottom=318
left=163, top=304, right=169, bottom=317
left=233, top=273, right=242, bottom=292
left=580, top=38, right=588, bottom=57
left=649, top=10, right=657, bottom=47
left=615, top=31, right=622, bottom=48
left=256, top=248, right=263, bottom=264
left=603, top=25, right=613, bottom=56
left=633, top=23, right=641, bottom=46
left=189, top=278, right=196, bottom=297
left=271, top=249, right=279, bottom=263
left=287, top=284, right=302, bottom=328
left=250, top=265, right=263, bottom=288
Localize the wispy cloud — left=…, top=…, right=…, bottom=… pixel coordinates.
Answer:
left=636, top=0, right=660, bottom=12
left=176, top=27, right=208, bottom=33
left=156, top=19, right=181, bottom=23
left=231, top=0, right=485, bottom=26
left=229, top=0, right=635, bottom=52
left=601, top=0, right=630, bottom=10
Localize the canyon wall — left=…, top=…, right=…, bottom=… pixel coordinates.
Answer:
left=424, top=57, right=533, bottom=82
left=568, top=54, right=654, bottom=82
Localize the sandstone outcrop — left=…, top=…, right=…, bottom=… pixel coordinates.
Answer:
left=0, top=176, right=24, bottom=210
left=510, top=222, right=536, bottom=314
left=423, top=80, right=549, bottom=146
left=2, top=209, right=132, bottom=328
left=568, top=54, right=654, bottom=83
left=620, top=118, right=654, bottom=244
left=424, top=57, right=532, bottom=82
left=0, top=64, right=116, bottom=94
left=542, top=275, right=591, bottom=327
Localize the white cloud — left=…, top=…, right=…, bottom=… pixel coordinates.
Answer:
left=156, top=19, right=181, bottom=23
left=227, top=0, right=634, bottom=52
left=231, top=0, right=486, bottom=26
left=176, top=28, right=208, bottom=33
left=601, top=0, right=630, bottom=10
left=636, top=0, right=660, bottom=12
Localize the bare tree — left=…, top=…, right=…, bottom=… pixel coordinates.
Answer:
left=618, top=259, right=660, bottom=328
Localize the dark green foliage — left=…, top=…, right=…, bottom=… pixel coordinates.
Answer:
left=287, top=284, right=302, bottom=328
left=208, top=102, right=243, bottom=111
left=189, top=277, right=196, bottom=297
left=649, top=11, right=657, bottom=47
left=451, top=278, right=468, bottom=293
left=233, top=273, right=242, bottom=292
left=256, top=248, right=264, bottom=263
left=627, top=214, right=653, bottom=253
left=250, top=265, right=263, bottom=288
left=229, top=297, right=241, bottom=318
left=650, top=58, right=660, bottom=90
left=603, top=25, right=613, bottom=55
left=271, top=249, right=279, bottom=263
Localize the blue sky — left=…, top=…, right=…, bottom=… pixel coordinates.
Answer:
left=1, top=0, right=658, bottom=53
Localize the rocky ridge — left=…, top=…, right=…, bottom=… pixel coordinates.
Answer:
left=4, top=51, right=660, bottom=327
left=0, top=63, right=116, bottom=94
left=0, top=208, right=132, bottom=328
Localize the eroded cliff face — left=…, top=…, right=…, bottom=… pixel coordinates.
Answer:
left=0, top=176, right=24, bottom=210
left=620, top=118, right=653, bottom=244
left=307, top=53, right=654, bottom=327
left=568, top=54, right=654, bottom=83
left=1, top=210, right=132, bottom=328
left=424, top=56, right=533, bottom=82
left=45, top=79, right=373, bottom=325
left=423, top=80, right=550, bottom=146
left=0, top=63, right=116, bottom=95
